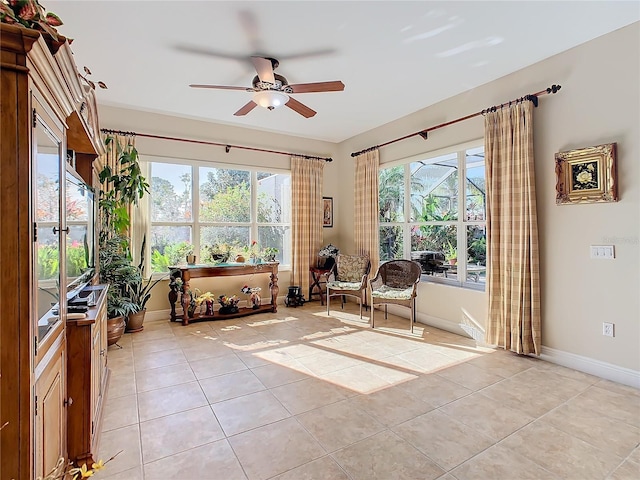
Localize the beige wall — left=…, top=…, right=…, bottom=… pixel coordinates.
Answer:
left=339, top=23, right=639, bottom=371
left=101, top=23, right=639, bottom=372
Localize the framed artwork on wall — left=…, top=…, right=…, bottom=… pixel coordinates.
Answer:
left=555, top=143, right=617, bottom=204
left=323, top=197, right=333, bottom=227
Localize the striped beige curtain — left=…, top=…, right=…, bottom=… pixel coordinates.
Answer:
left=354, top=149, right=380, bottom=275
left=484, top=101, right=541, bottom=355
left=291, top=156, right=325, bottom=296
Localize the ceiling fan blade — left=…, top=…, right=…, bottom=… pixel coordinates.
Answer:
left=190, top=84, right=250, bottom=91
left=175, top=44, right=247, bottom=62
left=278, top=48, right=337, bottom=61
left=251, top=56, right=276, bottom=84
left=288, top=81, right=345, bottom=94
left=285, top=97, right=317, bottom=118
left=238, top=10, right=262, bottom=53
left=234, top=101, right=257, bottom=116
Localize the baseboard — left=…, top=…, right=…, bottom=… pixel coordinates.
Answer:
left=539, top=346, right=640, bottom=389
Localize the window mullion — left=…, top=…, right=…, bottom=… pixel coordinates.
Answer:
left=193, top=165, right=200, bottom=257
left=251, top=171, right=257, bottom=242
left=404, top=163, right=411, bottom=259
left=457, top=150, right=466, bottom=285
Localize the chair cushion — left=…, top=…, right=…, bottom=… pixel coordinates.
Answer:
left=337, top=255, right=368, bottom=282
left=327, top=281, right=363, bottom=291
left=371, top=285, right=413, bottom=300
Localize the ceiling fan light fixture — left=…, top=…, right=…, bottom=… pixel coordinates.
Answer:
left=253, top=90, right=289, bottom=110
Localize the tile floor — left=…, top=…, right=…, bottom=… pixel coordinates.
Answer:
left=98, top=303, right=640, bottom=480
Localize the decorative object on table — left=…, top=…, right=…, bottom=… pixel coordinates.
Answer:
left=261, top=247, right=279, bottom=262
left=322, top=196, right=333, bottom=227
left=241, top=285, right=262, bottom=309
left=318, top=243, right=339, bottom=269
left=196, top=291, right=216, bottom=316
left=284, top=285, right=305, bottom=307
left=218, top=294, right=240, bottom=314
left=186, top=253, right=196, bottom=265
left=555, top=143, right=617, bottom=204
left=245, top=240, right=260, bottom=263
left=235, top=254, right=246, bottom=263
left=207, top=243, right=232, bottom=263
left=185, top=288, right=201, bottom=317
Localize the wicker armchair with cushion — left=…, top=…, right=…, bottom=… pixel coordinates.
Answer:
left=369, top=260, right=421, bottom=332
left=326, top=254, right=371, bottom=319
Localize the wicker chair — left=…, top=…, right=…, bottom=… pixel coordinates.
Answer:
left=326, top=254, right=370, bottom=319
left=369, top=260, right=421, bottom=332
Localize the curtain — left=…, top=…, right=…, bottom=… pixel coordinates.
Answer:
left=484, top=101, right=541, bottom=355
left=291, top=156, right=325, bottom=296
left=354, top=149, right=380, bottom=275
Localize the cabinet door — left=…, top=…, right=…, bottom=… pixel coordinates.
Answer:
left=32, top=101, right=65, bottom=358
left=34, top=340, right=66, bottom=478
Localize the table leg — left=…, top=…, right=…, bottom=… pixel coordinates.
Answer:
left=270, top=271, right=279, bottom=312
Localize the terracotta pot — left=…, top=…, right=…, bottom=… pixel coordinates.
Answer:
left=235, top=254, right=246, bottom=263
left=107, top=316, right=126, bottom=346
left=126, top=308, right=146, bottom=333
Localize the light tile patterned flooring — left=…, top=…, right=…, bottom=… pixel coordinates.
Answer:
left=99, top=303, right=640, bottom=480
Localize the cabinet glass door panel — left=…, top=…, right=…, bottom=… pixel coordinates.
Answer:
left=34, top=117, right=63, bottom=344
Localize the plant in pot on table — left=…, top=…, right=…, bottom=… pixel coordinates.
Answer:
left=218, top=295, right=240, bottom=314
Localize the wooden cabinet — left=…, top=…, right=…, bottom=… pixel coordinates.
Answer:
left=34, top=334, right=66, bottom=478
left=0, top=24, right=105, bottom=480
left=67, top=286, right=109, bottom=465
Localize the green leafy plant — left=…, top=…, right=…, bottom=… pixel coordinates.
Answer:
left=98, top=136, right=150, bottom=320
left=445, top=240, right=457, bottom=261
left=0, top=0, right=63, bottom=40
left=126, top=236, right=171, bottom=312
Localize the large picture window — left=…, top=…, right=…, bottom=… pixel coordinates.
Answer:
left=149, top=160, right=291, bottom=272
left=379, top=143, right=486, bottom=289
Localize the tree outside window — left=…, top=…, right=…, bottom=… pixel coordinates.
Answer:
left=379, top=145, right=486, bottom=289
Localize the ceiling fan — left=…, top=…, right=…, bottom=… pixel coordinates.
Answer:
left=189, top=56, right=345, bottom=118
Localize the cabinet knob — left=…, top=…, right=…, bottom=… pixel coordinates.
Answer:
left=64, top=397, right=73, bottom=407
left=100, top=349, right=106, bottom=356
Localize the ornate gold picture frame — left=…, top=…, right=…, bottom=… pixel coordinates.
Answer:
left=555, top=143, right=617, bottom=204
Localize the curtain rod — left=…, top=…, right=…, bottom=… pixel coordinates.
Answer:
left=350, top=84, right=562, bottom=157
left=99, top=129, right=333, bottom=162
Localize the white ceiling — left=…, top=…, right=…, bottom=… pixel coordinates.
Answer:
left=47, top=1, right=638, bottom=143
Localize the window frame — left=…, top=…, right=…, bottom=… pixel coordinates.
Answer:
left=146, top=155, right=292, bottom=272
left=379, top=139, right=486, bottom=291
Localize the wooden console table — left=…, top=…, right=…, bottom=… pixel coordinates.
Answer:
left=169, top=263, right=279, bottom=326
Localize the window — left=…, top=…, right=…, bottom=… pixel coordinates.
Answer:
left=149, top=160, right=291, bottom=272
left=379, top=144, right=486, bottom=289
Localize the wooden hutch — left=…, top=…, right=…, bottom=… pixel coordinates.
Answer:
left=1, top=24, right=107, bottom=479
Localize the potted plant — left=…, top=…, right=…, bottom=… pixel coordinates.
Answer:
left=126, top=237, right=171, bottom=331
left=445, top=241, right=458, bottom=265
left=99, top=235, right=137, bottom=344
left=261, top=247, right=279, bottom=262
left=98, top=135, right=150, bottom=335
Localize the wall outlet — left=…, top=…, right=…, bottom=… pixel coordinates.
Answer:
left=602, top=322, right=614, bottom=337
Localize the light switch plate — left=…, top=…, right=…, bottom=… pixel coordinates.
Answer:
left=590, top=245, right=615, bottom=259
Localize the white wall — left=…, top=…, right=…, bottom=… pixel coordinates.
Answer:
left=101, top=23, right=639, bottom=374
